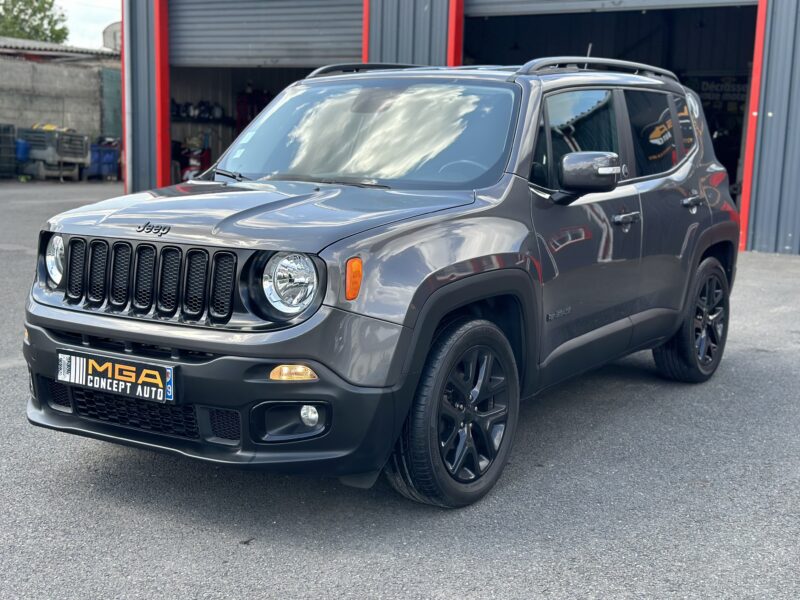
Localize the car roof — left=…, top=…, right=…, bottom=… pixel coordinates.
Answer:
left=304, top=59, right=687, bottom=95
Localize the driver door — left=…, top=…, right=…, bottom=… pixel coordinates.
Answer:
left=529, top=88, right=643, bottom=384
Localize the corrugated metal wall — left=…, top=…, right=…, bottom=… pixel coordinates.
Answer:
left=169, top=0, right=362, bottom=67
left=465, top=0, right=756, bottom=16
left=124, top=0, right=157, bottom=193
left=748, top=0, right=800, bottom=253
left=368, top=0, right=449, bottom=65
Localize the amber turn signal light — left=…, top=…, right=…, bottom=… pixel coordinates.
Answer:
left=345, top=257, right=363, bottom=301
left=269, top=364, right=318, bottom=381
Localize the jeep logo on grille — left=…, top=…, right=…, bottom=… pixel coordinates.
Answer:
left=136, top=221, right=171, bottom=237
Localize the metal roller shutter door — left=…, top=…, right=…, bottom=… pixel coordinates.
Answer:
left=169, top=0, right=362, bottom=67
left=465, top=0, right=756, bottom=17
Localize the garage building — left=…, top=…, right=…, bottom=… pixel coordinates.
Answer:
left=122, top=0, right=798, bottom=254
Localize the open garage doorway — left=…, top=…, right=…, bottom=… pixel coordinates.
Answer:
left=168, top=67, right=311, bottom=183
left=464, top=5, right=757, bottom=200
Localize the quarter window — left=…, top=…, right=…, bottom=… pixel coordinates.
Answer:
left=546, top=90, right=619, bottom=187
left=625, top=90, right=678, bottom=177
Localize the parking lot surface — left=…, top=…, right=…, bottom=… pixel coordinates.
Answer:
left=1, top=182, right=799, bottom=599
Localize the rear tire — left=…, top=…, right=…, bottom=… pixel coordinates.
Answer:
left=653, top=257, right=730, bottom=383
left=385, top=319, right=520, bottom=508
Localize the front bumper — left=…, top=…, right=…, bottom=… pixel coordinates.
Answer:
left=23, top=320, right=401, bottom=477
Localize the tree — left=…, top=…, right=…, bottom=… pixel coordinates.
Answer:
left=0, top=0, right=69, bottom=44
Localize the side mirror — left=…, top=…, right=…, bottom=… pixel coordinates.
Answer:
left=550, top=151, right=621, bottom=205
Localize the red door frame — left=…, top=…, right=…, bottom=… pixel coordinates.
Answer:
left=362, top=0, right=370, bottom=62
left=154, top=0, right=171, bottom=188
left=447, top=0, right=464, bottom=66
left=738, top=0, right=769, bottom=250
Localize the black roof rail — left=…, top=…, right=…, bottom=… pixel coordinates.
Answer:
left=511, top=56, right=679, bottom=82
left=307, top=63, right=422, bottom=78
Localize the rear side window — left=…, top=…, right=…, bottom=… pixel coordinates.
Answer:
left=673, top=95, right=697, bottom=154
left=625, top=90, right=678, bottom=177
left=545, top=89, right=618, bottom=187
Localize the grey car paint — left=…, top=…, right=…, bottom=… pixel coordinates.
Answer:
left=24, top=67, right=739, bottom=476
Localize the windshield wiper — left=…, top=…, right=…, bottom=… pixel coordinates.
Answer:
left=316, top=178, right=391, bottom=189
left=214, top=167, right=250, bottom=182
left=261, top=173, right=390, bottom=189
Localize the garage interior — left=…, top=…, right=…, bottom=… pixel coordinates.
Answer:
left=464, top=5, right=757, bottom=199
left=169, top=67, right=311, bottom=181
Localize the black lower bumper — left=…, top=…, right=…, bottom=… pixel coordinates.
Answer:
left=24, top=323, right=399, bottom=477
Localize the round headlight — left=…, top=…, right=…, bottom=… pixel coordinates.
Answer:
left=262, top=252, right=318, bottom=315
left=45, top=235, right=65, bottom=286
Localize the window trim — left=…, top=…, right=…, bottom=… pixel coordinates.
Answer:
left=672, top=93, right=699, bottom=159
left=528, top=85, right=628, bottom=193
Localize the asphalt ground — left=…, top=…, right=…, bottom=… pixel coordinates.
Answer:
left=1, top=182, right=799, bottom=599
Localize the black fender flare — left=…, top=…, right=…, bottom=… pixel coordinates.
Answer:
left=677, top=219, right=739, bottom=321
left=387, top=267, right=540, bottom=440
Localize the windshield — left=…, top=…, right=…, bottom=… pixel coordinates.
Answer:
left=214, top=78, right=520, bottom=189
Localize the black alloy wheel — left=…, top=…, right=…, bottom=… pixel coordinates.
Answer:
left=438, top=346, right=510, bottom=483
left=653, top=257, right=730, bottom=383
left=384, top=319, right=520, bottom=507
left=694, top=273, right=726, bottom=367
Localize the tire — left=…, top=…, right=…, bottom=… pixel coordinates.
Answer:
left=653, top=257, right=730, bottom=383
left=385, top=319, right=520, bottom=508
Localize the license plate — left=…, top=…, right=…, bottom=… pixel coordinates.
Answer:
left=57, top=351, right=175, bottom=403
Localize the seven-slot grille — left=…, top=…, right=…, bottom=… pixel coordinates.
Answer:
left=64, top=238, right=236, bottom=322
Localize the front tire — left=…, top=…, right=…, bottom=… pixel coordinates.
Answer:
left=653, top=257, right=730, bottom=383
left=385, top=319, right=520, bottom=508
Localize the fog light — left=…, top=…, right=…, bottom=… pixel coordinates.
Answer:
left=300, top=404, right=319, bottom=427
left=269, top=364, right=318, bottom=381
left=23, top=327, right=30, bottom=343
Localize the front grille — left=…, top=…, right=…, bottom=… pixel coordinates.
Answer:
left=157, top=247, right=181, bottom=315
left=87, top=241, right=109, bottom=303
left=183, top=250, right=208, bottom=318
left=66, top=239, right=86, bottom=300
left=209, top=408, right=241, bottom=441
left=63, top=237, right=237, bottom=324
left=210, top=252, right=236, bottom=320
left=72, top=386, right=200, bottom=439
left=109, top=243, right=132, bottom=307
left=133, top=245, right=156, bottom=311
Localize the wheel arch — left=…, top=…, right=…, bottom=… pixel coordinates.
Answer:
left=389, top=268, right=540, bottom=440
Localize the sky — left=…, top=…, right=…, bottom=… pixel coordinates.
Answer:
left=57, top=0, right=120, bottom=49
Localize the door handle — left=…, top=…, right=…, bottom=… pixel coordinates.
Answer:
left=681, top=195, right=704, bottom=208
left=612, top=211, right=641, bottom=226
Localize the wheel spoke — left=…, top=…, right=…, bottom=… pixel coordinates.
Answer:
left=447, top=371, right=472, bottom=401
left=439, top=398, right=461, bottom=421
left=449, top=430, right=469, bottom=475
left=474, top=406, right=508, bottom=456
left=440, top=423, right=460, bottom=453
left=472, top=351, right=493, bottom=404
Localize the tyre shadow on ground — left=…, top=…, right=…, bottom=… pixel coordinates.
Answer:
left=78, top=351, right=710, bottom=539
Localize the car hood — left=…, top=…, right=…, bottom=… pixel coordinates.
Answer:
left=47, top=180, right=474, bottom=253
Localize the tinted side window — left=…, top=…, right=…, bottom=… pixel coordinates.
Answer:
left=625, top=90, right=677, bottom=177
left=546, top=90, right=618, bottom=187
left=530, top=117, right=550, bottom=188
left=673, top=95, right=697, bottom=154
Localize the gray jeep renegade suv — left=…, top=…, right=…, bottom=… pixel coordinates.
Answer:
left=24, top=58, right=739, bottom=507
